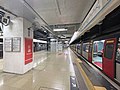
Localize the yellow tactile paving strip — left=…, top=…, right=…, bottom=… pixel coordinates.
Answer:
left=75, top=58, right=106, bottom=90
left=94, top=86, right=107, bottom=90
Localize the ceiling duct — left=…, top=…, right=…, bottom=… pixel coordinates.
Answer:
left=55, top=0, right=61, bottom=15
left=22, top=0, right=57, bottom=38
left=96, top=20, right=103, bottom=25
left=0, top=6, right=18, bottom=17
left=32, top=20, right=41, bottom=31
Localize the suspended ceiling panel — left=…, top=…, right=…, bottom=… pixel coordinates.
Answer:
left=0, top=0, right=36, bottom=22
left=0, top=0, right=95, bottom=40
left=0, top=0, right=95, bottom=25
left=25, top=0, right=95, bottom=25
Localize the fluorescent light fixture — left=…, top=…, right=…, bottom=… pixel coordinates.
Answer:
left=0, top=36, right=3, bottom=39
left=60, top=36, right=66, bottom=38
left=53, top=28, right=67, bottom=32
left=50, top=39, right=56, bottom=41
left=44, top=30, right=47, bottom=33
left=33, top=39, right=47, bottom=43
left=65, top=41, right=68, bottom=43
left=69, top=31, right=80, bottom=44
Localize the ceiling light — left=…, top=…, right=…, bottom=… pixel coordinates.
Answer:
left=44, top=30, right=47, bottom=33
left=33, top=39, right=47, bottom=43
left=53, top=28, right=67, bottom=32
left=61, top=36, right=66, bottom=38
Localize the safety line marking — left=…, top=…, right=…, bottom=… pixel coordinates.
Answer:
left=75, top=58, right=106, bottom=90
left=94, top=86, right=107, bottom=90
left=76, top=58, right=82, bottom=63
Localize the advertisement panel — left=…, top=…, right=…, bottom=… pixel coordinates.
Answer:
left=25, top=38, right=33, bottom=65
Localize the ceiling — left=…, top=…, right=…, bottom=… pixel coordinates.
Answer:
left=25, top=0, right=95, bottom=25
left=0, top=0, right=95, bottom=41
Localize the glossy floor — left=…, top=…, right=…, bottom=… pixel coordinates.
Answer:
left=0, top=49, right=75, bottom=90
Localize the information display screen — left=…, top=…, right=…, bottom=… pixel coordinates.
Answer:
left=5, top=38, right=12, bottom=52
left=5, top=37, right=21, bottom=52
left=13, top=37, right=21, bottom=52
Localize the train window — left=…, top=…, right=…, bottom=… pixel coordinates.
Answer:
left=86, top=44, right=89, bottom=52
left=83, top=44, right=89, bottom=53
left=77, top=44, right=81, bottom=54
left=89, top=44, right=92, bottom=53
left=116, top=43, right=120, bottom=62
left=93, top=43, right=97, bottom=52
left=97, top=42, right=104, bottom=51
left=104, top=44, right=114, bottom=59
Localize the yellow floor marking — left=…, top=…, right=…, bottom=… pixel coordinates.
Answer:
left=94, top=86, right=107, bottom=90
left=75, top=58, right=107, bottom=90
left=75, top=59, right=95, bottom=90
left=76, top=58, right=82, bottom=63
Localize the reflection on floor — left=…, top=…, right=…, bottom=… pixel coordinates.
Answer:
left=0, top=59, right=3, bottom=70
left=93, top=56, right=102, bottom=68
left=93, top=62, right=102, bottom=68
left=0, top=49, right=76, bottom=90
left=93, top=56, right=102, bottom=62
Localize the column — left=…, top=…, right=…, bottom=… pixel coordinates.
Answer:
left=3, top=17, right=33, bottom=74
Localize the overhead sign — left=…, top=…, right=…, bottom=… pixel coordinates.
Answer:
left=106, top=40, right=114, bottom=43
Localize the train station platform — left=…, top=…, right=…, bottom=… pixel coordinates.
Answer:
left=0, top=48, right=119, bottom=90
left=0, top=49, right=75, bottom=90
left=72, top=49, right=120, bottom=90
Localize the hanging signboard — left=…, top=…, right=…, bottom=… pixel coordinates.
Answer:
left=25, top=38, right=33, bottom=65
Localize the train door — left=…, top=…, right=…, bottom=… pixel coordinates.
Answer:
left=115, top=38, right=120, bottom=83
left=88, top=42, right=92, bottom=62
left=79, top=44, right=82, bottom=55
left=103, top=38, right=116, bottom=79
left=92, top=40, right=105, bottom=69
left=82, top=43, right=89, bottom=60
left=77, top=44, right=81, bottom=54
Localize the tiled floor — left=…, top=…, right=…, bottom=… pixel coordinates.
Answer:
left=0, top=49, right=75, bottom=90
left=0, top=59, right=3, bottom=70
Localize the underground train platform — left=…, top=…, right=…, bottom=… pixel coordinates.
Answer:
left=0, top=0, right=120, bottom=90
left=0, top=48, right=119, bottom=90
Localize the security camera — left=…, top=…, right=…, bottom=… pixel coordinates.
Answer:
left=0, top=11, right=10, bottom=26
left=0, top=11, right=5, bottom=23
left=1, top=16, right=10, bottom=26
